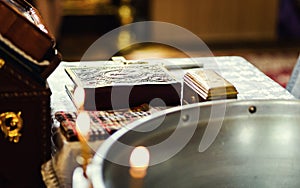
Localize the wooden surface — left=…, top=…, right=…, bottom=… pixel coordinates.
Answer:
left=151, top=0, right=279, bottom=43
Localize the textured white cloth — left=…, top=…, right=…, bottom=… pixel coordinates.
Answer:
left=45, top=56, right=295, bottom=187
left=286, top=54, right=300, bottom=98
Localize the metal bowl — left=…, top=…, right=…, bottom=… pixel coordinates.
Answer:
left=88, top=100, right=300, bottom=188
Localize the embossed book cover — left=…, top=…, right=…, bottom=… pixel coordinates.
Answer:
left=65, top=64, right=181, bottom=110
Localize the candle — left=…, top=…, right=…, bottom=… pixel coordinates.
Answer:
left=129, top=146, right=150, bottom=188
left=72, top=166, right=91, bottom=188
left=74, top=86, right=85, bottom=111
left=75, top=111, right=91, bottom=177
left=73, top=86, right=92, bottom=186
left=129, top=146, right=150, bottom=178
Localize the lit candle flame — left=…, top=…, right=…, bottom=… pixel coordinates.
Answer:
left=76, top=111, right=90, bottom=137
left=74, top=86, right=85, bottom=111
left=129, top=146, right=150, bottom=178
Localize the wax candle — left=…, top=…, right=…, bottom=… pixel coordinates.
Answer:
left=75, top=111, right=91, bottom=177
left=72, top=166, right=91, bottom=188
left=129, top=146, right=150, bottom=178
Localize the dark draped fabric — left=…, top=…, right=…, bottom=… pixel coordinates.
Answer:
left=278, top=0, right=300, bottom=39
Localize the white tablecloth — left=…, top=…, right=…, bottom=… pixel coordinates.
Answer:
left=45, top=56, right=295, bottom=187
left=48, top=56, right=294, bottom=114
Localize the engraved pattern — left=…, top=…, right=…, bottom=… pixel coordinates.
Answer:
left=69, top=64, right=178, bottom=88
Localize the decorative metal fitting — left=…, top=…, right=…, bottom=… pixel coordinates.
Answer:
left=0, top=112, right=23, bottom=143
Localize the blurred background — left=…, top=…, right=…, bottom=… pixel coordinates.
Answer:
left=34, top=0, right=300, bottom=87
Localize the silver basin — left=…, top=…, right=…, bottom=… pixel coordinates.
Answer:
left=88, top=100, right=300, bottom=188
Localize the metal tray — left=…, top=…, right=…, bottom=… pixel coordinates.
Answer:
left=88, top=99, right=300, bottom=188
